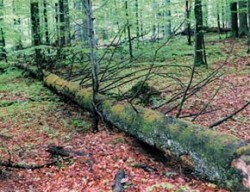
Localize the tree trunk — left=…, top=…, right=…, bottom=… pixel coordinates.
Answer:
left=186, top=0, right=192, bottom=45
left=12, top=0, right=23, bottom=50
left=194, top=0, right=206, bottom=67
left=43, top=0, right=50, bottom=45
left=125, top=0, right=133, bottom=59
left=216, top=2, right=221, bottom=39
left=82, top=0, right=90, bottom=43
left=230, top=2, right=239, bottom=37
left=0, top=0, right=7, bottom=62
left=16, top=64, right=250, bottom=191
left=164, top=0, right=171, bottom=36
left=84, top=0, right=99, bottom=132
left=55, top=3, right=59, bottom=45
left=58, top=0, right=65, bottom=46
left=0, top=28, right=7, bottom=62
left=64, top=0, right=71, bottom=44
left=135, top=0, right=140, bottom=45
left=30, top=1, right=41, bottom=45
left=238, top=0, right=248, bottom=37
left=247, top=0, right=250, bottom=53
left=30, top=0, right=41, bottom=70
left=73, top=0, right=81, bottom=41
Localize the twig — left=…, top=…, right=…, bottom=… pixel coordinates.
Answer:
left=0, top=160, right=57, bottom=170
left=209, top=100, right=250, bottom=128
left=176, top=62, right=196, bottom=118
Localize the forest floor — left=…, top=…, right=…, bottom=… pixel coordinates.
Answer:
left=0, top=66, right=229, bottom=191
left=165, top=38, right=250, bottom=141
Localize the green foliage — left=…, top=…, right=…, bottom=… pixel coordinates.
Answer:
left=69, top=118, right=91, bottom=131
left=110, top=136, right=125, bottom=145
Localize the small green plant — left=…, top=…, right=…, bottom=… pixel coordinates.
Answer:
left=129, top=80, right=161, bottom=105
left=70, top=118, right=91, bottom=131
left=41, top=126, right=59, bottom=139
left=111, top=136, right=125, bottom=145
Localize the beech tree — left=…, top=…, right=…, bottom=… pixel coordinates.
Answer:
left=239, top=0, right=248, bottom=37
left=57, top=0, right=70, bottom=46
left=43, top=0, right=50, bottom=45
left=84, top=0, right=100, bottom=132
left=230, top=1, right=238, bottom=37
left=0, top=0, right=6, bottom=61
left=194, top=0, right=207, bottom=67
left=30, top=0, right=41, bottom=70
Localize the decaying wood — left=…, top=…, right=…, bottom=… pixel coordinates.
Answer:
left=47, top=144, right=87, bottom=157
left=0, top=160, right=57, bottom=170
left=112, top=169, right=126, bottom=192
left=17, top=65, right=250, bottom=191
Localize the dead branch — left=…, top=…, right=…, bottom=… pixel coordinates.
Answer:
left=209, top=100, right=250, bottom=128
left=0, top=160, right=57, bottom=170
left=112, top=169, right=126, bottom=192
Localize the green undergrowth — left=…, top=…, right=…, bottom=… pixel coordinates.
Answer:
left=0, top=63, right=92, bottom=142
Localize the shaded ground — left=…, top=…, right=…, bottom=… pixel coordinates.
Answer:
left=0, top=68, right=227, bottom=191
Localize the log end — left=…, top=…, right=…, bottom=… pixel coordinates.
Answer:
left=232, top=144, right=250, bottom=190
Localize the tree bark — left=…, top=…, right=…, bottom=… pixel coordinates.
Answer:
left=230, top=2, right=239, bottom=37
left=84, top=0, right=99, bottom=132
left=58, top=0, right=65, bottom=46
left=31, top=0, right=41, bottom=46
left=43, top=0, right=50, bottom=45
left=0, top=0, right=7, bottom=62
left=248, top=0, right=250, bottom=53
left=186, top=0, right=192, bottom=45
left=194, top=0, right=207, bottom=67
left=30, top=0, right=41, bottom=71
left=125, top=0, right=133, bottom=59
left=238, top=0, right=248, bottom=37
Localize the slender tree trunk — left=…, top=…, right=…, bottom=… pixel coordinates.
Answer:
left=84, top=0, right=99, bottom=132
left=73, top=0, right=80, bottom=41
left=217, top=4, right=221, bottom=38
left=0, top=28, right=7, bottom=62
left=164, top=0, right=171, bottom=36
left=125, top=0, right=133, bottom=59
left=135, top=0, right=140, bottom=45
left=247, top=0, right=250, bottom=53
left=194, top=0, right=206, bottom=67
left=64, top=0, right=71, bottom=44
left=186, top=0, right=192, bottom=45
left=221, top=0, right=225, bottom=29
left=43, top=0, right=50, bottom=45
left=58, top=0, right=65, bottom=46
left=0, top=0, right=7, bottom=62
left=238, top=0, right=248, bottom=37
left=230, top=2, right=239, bottom=37
left=55, top=3, right=59, bottom=45
left=30, top=0, right=41, bottom=69
left=12, top=0, right=22, bottom=50
left=140, top=3, right=143, bottom=40
left=82, top=0, right=89, bottom=43
left=151, top=0, right=158, bottom=40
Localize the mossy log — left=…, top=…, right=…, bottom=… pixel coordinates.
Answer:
left=17, top=66, right=250, bottom=191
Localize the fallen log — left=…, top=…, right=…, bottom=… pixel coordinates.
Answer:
left=17, top=65, right=250, bottom=191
